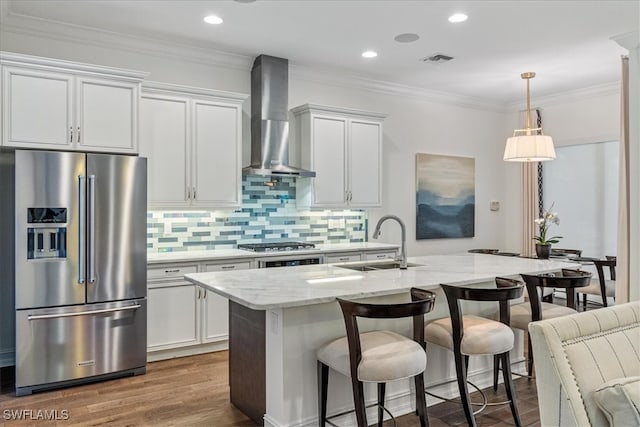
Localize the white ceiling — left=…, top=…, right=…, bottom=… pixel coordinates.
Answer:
left=2, top=0, right=638, bottom=105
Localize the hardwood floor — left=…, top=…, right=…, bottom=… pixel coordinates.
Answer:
left=0, top=351, right=540, bottom=426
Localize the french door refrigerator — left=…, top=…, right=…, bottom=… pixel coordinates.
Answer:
left=4, top=150, right=147, bottom=396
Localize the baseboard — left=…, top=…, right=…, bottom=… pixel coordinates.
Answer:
left=147, top=341, right=228, bottom=362
left=263, top=356, right=527, bottom=427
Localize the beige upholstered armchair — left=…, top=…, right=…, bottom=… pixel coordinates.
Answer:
left=528, top=302, right=640, bottom=426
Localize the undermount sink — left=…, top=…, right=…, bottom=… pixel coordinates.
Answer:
left=337, top=261, right=423, bottom=271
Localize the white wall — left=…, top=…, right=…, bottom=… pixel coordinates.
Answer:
left=1, top=27, right=511, bottom=256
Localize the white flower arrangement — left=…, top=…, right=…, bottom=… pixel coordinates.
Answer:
left=533, top=203, right=562, bottom=246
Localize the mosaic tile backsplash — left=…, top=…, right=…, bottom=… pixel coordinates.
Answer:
left=147, top=176, right=368, bottom=253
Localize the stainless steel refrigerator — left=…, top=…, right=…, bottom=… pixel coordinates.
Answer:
left=1, top=150, right=147, bottom=396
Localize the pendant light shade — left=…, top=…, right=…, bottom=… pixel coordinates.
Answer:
left=504, top=72, right=555, bottom=162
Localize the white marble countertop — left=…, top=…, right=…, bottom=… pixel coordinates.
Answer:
left=184, top=253, right=579, bottom=310
left=147, top=242, right=399, bottom=264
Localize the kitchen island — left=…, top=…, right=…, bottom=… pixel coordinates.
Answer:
left=185, top=253, right=577, bottom=427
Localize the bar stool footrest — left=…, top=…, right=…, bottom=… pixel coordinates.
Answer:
left=325, top=402, right=397, bottom=427
left=425, top=380, right=513, bottom=415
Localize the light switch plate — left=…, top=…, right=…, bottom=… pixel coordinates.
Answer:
left=490, top=201, right=500, bottom=211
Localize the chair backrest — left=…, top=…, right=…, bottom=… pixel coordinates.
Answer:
left=441, top=281, right=523, bottom=347
left=337, top=288, right=436, bottom=369
left=468, top=249, right=499, bottom=254
left=520, top=270, right=592, bottom=320
left=599, top=257, right=617, bottom=281
left=551, top=248, right=583, bottom=257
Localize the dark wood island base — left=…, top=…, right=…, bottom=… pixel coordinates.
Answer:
left=229, top=300, right=266, bottom=425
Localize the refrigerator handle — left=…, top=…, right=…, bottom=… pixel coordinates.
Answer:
left=88, top=174, right=96, bottom=284
left=78, top=175, right=86, bottom=284
left=27, top=304, right=141, bottom=320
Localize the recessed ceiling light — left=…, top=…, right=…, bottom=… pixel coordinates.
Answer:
left=448, top=13, right=468, bottom=23
left=394, top=33, right=420, bottom=43
left=362, top=50, right=378, bottom=58
left=204, top=15, right=223, bottom=25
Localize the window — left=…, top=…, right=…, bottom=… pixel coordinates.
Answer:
left=541, top=141, right=619, bottom=258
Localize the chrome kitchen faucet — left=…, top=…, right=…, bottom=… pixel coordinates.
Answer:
left=372, top=215, right=408, bottom=269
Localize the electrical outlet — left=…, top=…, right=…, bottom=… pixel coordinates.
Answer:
left=163, top=221, right=172, bottom=234
left=490, top=201, right=500, bottom=211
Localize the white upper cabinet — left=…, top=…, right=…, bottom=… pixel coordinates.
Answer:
left=140, top=82, right=247, bottom=210
left=293, top=104, right=385, bottom=208
left=1, top=52, right=147, bottom=153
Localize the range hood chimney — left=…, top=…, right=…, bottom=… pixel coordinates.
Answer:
left=242, top=55, right=316, bottom=177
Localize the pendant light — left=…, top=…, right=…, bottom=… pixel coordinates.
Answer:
left=503, top=72, right=555, bottom=162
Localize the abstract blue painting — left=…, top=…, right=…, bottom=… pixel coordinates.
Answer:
left=416, top=153, right=475, bottom=239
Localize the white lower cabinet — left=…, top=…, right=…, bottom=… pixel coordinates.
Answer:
left=201, top=261, right=251, bottom=344
left=147, top=260, right=251, bottom=360
left=148, top=281, right=200, bottom=350
left=147, top=264, right=199, bottom=352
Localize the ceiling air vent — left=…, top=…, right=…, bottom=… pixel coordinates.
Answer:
left=421, top=53, right=454, bottom=64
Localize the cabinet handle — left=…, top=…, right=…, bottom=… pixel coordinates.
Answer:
left=77, top=127, right=81, bottom=143
left=203, top=289, right=207, bottom=299
left=339, top=257, right=350, bottom=261
left=221, top=265, right=235, bottom=270
left=193, top=187, right=197, bottom=200
left=165, top=269, right=180, bottom=273
left=69, top=127, right=73, bottom=143
left=187, top=188, right=191, bottom=200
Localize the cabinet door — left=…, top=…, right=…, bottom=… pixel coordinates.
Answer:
left=147, top=282, right=200, bottom=351
left=2, top=67, right=73, bottom=149
left=76, top=77, right=138, bottom=153
left=311, top=116, right=347, bottom=207
left=192, top=100, right=242, bottom=208
left=201, top=261, right=252, bottom=343
left=140, top=94, right=190, bottom=208
left=349, top=120, right=382, bottom=207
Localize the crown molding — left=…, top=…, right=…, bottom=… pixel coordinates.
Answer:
left=289, top=65, right=508, bottom=113
left=0, top=2, right=627, bottom=116
left=142, top=81, right=248, bottom=103
left=291, top=103, right=387, bottom=120
left=0, top=8, right=253, bottom=72
left=0, top=5, right=512, bottom=114
left=507, top=81, right=620, bottom=111
left=0, top=51, right=149, bottom=80
left=612, top=30, right=640, bottom=51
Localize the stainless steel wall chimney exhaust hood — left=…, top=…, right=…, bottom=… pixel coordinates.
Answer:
left=242, top=55, right=316, bottom=177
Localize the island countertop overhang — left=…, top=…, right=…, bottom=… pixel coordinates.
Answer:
left=183, top=253, right=579, bottom=310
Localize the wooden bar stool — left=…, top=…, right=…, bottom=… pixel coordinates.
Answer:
left=424, top=281, right=524, bottom=427
left=316, top=288, right=436, bottom=427
left=508, top=269, right=591, bottom=379
left=578, top=257, right=616, bottom=309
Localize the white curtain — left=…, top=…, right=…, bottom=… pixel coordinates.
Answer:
left=521, top=163, right=538, bottom=257
left=616, top=56, right=630, bottom=303
left=518, top=110, right=539, bottom=258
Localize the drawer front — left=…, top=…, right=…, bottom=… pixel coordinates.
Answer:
left=205, top=261, right=252, bottom=272
left=148, top=264, right=197, bottom=281
left=16, top=300, right=146, bottom=389
left=325, top=254, right=362, bottom=264
left=364, top=251, right=397, bottom=261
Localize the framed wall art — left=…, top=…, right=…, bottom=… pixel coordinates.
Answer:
left=416, top=153, right=475, bottom=239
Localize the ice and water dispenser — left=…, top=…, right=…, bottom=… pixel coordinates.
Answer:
left=26, top=208, right=67, bottom=259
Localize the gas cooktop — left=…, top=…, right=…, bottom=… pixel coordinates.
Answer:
left=237, top=242, right=316, bottom=252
